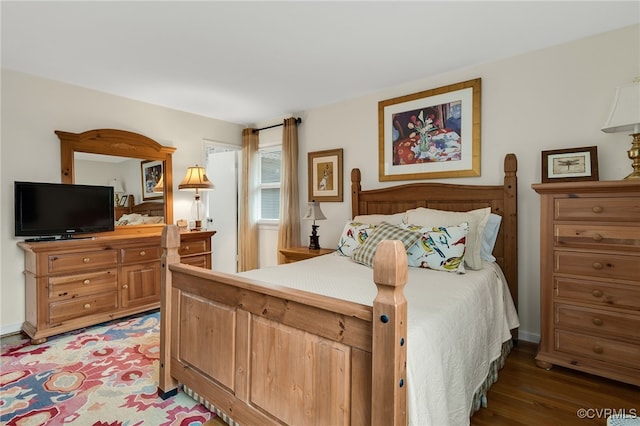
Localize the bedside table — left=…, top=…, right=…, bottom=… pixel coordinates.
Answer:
left=279, top=247, right=335, bottom=263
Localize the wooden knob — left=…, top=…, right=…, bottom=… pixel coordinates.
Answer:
left=139, top=251, right=146, bottom=256
left=592, top=262, right=603, bottom=270
left=83, top=303, right=91, bottom=309
left=592, top=206, right=603, bottom=213
left=83, top=257, right=90, bottom=263
left=592, top=345, right=603, bottom=354
left=591, top=233, right=603, bottom=242
left=83, top=279, right=90, bottom=285
left=184, top=246, right=189, bottom=251
left=122, top=284, right=128, bottom=289
left=591, top=289, right=603, bottom=298
left=592, top=318, right=603, bottom=326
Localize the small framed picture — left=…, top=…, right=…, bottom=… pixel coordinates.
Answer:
left=541, top=146, right=599, bottom=183
left=118, top=194, right=129, bottom=207
left=141, top=160, right=163, bottom=200
left=308, top=148, right=343, bottom=202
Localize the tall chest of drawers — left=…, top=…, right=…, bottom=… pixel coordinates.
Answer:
left=18, top=230, right=215, bottom=344
left=532, top=181, right=640, bottom=386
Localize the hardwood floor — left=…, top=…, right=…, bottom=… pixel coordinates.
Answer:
left=471, top=340, right=639, bottom=425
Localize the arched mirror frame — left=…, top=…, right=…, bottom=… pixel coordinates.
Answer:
left=57, top=129, right=175, bottom=235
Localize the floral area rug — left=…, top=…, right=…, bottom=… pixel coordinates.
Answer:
left=0, top=311, right=215, bottom=425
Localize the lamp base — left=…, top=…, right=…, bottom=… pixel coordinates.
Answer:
left=192, top=219, right=203, bottom=231
left=309, top=224, right=320, bottom=250
left=624, top=133, right=640, bottom=180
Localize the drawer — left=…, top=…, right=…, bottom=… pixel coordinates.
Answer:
left=48, top=250, right=117, bottom=274
left=555, top=277, right=640, bottom=310
left=180, top=254, right=208, bottom=268
left=554, top=224, right=640, bottom=251
left=555, top=329, right=640, bottom=370
left=121, top=246, right=161, bottom=264
left=555, top=197, right=640, bottom=222
left=179, top=240, right=207, bottom=256
left=555, top=303, right=640, bottom=340
left=49, top=268, right=118, bottom=301
left=555, top=251, right=639, bottom=281
left=49, top=292, right=118, bottom=324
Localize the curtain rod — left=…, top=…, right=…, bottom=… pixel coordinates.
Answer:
left=252, top=117, right=302, bottom=133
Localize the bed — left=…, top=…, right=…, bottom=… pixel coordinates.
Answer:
left=157, top=153, right=519, bottom=426
left=115, top=200, right=165, bottom=225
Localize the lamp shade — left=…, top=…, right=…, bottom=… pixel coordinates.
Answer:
left=153, top=174, right=164, bottom=192
left=302, top=201, right=326, bottom=221
left=602, top=80, right=640, bottom=134
left=178, top=165, right=214, bottom=191
left=109, top=178, right=124, bottom=193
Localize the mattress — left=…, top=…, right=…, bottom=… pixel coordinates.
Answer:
left=239, top=253, right=519, bottom=426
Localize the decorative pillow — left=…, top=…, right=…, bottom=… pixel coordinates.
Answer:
left=353, top=212, right=406, bottom=226
left=481, top=213, right=502, bottom=262
left=404, top=207, right=491, bottom=270
left=351, top=222, right=421, bottom=268
left=337, top=221, right=375, bottom=256
left=402, top=223, right=468, bottom=273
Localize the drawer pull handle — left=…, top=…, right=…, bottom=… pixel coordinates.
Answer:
left=592, top=318, right=603, bottom=326
left=591, top=233, right=603, bottom=242
left=184, top=245, right=189, bottom=250
left=83, top=303, right=91, bottom=309
left=591, top=289, right=603, bottom=298
left=592, top=262, right=603, bottom=270
left=592, top=345, right=603, bottom=354
left=122, top=284, right=128, bottom=289
left=139, top=251, right=146, bottom=256
left=83, top=257, right=90, bottom=263
left=592, top=206, right=603, bottom=214
left=83, top=279, right=90, bottom=285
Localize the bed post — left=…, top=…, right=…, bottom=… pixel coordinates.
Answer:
left=351, top=168, right=362, bottom=217
left=372, top=240, right=408, bottom=426
left=158, top=224, right=181, bottom=399
left=503, top=154, right=518, bottom=310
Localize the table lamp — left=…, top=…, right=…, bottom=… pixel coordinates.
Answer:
left=601, top=78, right=640, bottom=179
left=178, top=165, right=214, bottom=230
left=302, top=200, right=326, bottom=250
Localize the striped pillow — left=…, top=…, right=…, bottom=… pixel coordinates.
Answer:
left=351, top=222, right=421, bottom=267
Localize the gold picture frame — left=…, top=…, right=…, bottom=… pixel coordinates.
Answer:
left=541, top=146, right=599, bottom=183
left=378, top=78, right=481, bottom=181
left=141, top=160, right=163, bottom=200
left=308, top=148, right=343, bottom=202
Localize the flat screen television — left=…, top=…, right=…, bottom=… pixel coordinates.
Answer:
left=15, top=181, right=115, bottom=241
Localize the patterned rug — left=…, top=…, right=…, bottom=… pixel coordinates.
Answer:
left=0, top=311, right=215, bottom=425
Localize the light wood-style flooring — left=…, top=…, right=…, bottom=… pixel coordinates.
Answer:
left=471, top=340, right=639, bottom=425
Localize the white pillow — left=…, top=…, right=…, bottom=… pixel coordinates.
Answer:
left=481, top=213, right=502, bottom=262
left=404, top=207, right=491, bottom=270
left=352, top=212, right=405, bottom=226
left=336, top=221, right=375, bottom=256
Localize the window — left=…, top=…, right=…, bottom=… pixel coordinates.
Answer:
left=258, top=147, right=281, bottom=220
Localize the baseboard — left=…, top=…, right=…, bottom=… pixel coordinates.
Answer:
left=1, top=322, right=23, bottom=338
left=517, top=330, right=540, bottom=344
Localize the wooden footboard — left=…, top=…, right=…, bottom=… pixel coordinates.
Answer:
left=158, top=225, right=408, bottom=425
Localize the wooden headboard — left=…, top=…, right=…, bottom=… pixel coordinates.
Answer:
left=351, top=153, right=518, bottom=310
left=131, top=201, right=165, bottom=217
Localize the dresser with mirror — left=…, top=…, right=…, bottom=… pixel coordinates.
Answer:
left=18, top=129, right=215, bottom=343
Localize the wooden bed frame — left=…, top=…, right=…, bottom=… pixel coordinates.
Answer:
left=157, top=153, right=518, bottom=426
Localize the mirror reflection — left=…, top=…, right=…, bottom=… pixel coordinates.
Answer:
left=74, top=152, right=166, bottom=226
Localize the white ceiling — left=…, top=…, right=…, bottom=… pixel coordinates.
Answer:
left=2, top=1, right=638, bottom=126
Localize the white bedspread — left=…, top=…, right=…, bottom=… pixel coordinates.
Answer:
left=239, top=253, right=519, bottom=426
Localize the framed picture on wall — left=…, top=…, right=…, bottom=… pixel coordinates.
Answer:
left=308, top=148, right=343, bottom=202
left=378, top=78, right=481, bottom=181
left=541, top=146, right=599, bottom=183
left=141, top=160, right=164, bottom=200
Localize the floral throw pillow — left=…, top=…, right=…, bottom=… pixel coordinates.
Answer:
left=337, top=221, right=375, bottom=256
left=402, top=222, right=469, bottom=273
left=351, top=222, right=421, bottom=268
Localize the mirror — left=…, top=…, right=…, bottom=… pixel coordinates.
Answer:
left=57, top=129, right=175, bottom=235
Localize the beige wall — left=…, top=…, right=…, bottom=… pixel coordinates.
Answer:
left=1, top=24, right=638, bottom=341
left=296, top=25, right=639, bottom=342
left=0, top=70, right=243, bottom=333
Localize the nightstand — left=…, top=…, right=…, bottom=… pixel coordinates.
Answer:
left=279, top=247, right=335, bottom=263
